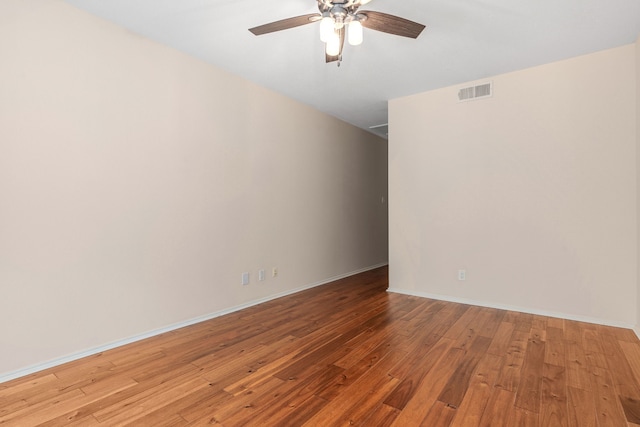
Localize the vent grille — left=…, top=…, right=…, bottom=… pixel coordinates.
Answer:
left=458, top=82, right=492, bottom=102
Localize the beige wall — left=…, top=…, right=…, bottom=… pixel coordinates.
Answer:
left=390, top=45, right=637, bottom=327
left=0, top=0, right=388, bottom=380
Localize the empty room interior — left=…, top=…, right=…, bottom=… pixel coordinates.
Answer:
left=2, top=0, right=640, bottom=425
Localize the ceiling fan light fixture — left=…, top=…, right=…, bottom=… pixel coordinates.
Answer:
left=319, top=14, right=334, bottom=42
left=249, top=0, right=426, bottom=64
left=326, top=31, right=340, bottom=56
left=348, top=19, right=363, bottom=46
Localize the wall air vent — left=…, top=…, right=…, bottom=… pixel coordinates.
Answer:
left=369, top=123, right=389, bottom=139
left=458, top=82, right=492, bottom=102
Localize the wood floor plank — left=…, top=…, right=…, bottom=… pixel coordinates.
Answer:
left=390, top=345, right=464, bottom=426
left=564, top=320, right=584, bottom=344
left=187, top=376, right=286, bottom=425
left=584, top=347, right=609, bottom=370
left=210, top=375, right=301, bottom=426
left=427, top=303, right=472, bottom=338
left=448, top=353, right=503, bottom=427
left=602, top=334, right=640, bottom=387
left=493, top=330, right=528, bottom=392
left=42, top=414, right=102, bottom=427
left=620, top=340, right=640, bottom=420
left=539, top=363, right=568, bottom=426
left=511, top=407, right=538, bottom=427
left=597, top=323, right=639, bottom=343
left=514, top=331, right=545, bottom=413
left=502, top=310, right=519, bottom=324
left=480, top=309, right=508, bottom=339
left=93, top=376, right=210, bottom=424
left=0, top=375, right=69, bottom=419
left=620, top=396, right=640, bottom=425
left=0, top=389, right=93, bottom=426
left=598, top=334, right=640, bottom=424
left=315, top=334, right=400, bottom=402
left=273, top=311, right=393, bottom=381
left=513, top=312, right=534, bottom=333
left=222, top=344, right=298, bottom=395
left=566, top=386, right=597, bottom=427
left=590, top=366, right=629, bottom=427
left=443, top=305, right=483, bottom=341
left=35, top=363, right=204, bottom=426
left=122, top=412, right=188, bottom=427
left=451, top=309, right=487, bottom=351
left=565, top=340, right=592, bottom=390
left=384, top=336, right=454, bottom=410
left=544, top=326, right=566, bottom=367
left=360, top=403, right=400, bottom=427
left=0, top=373, right=58, bottom=399
left=176, top=388, right=234, bottom=423
left=236, top=364, right=342, bottom=426
left=332, top=319, right=405, bottom=369
left=478, top=388, right=516, bottom=427
left=438, top=336, right=493, bottom=409
left=79, top=374, right=138, bottom=397
left=328, top=373, right=400, bottom=426
left=269, top=394, right=328, bottom=427
left=486, top=321, right=516, bottom=357
left=546, top=316, right=564, bottom=329
left=419, top=400, right=457, bottom=426
left=301, top=349, right=405, bottom=426
left=3, top=266, right=640, bottom=426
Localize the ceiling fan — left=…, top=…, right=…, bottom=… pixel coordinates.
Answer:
left=249, top=0, right=425, bottom=64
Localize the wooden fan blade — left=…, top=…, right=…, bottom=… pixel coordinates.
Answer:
left=325, top=27, right=345, bottom=63
left=249, top=13, right=321, bottom=36
left=359, top=11, right=425, bottom=39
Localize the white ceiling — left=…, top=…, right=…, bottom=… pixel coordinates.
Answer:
left=62, top=0, right=640, bottom=137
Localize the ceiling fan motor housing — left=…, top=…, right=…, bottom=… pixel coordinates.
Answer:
left=317, top=0, right=365, bottom=25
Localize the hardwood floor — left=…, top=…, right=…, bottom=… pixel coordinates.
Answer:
left=3, top=266, right=640, bottom=426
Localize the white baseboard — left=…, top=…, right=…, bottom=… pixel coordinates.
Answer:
left=387, top=287, right=636, bottom=331
left=0, top=263, right=388, bottom=385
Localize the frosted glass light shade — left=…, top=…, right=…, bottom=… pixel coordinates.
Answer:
left=320, top=16, right=335, bottom=42
left=326, top=31, right=340, bottom=56
left=348, top=20, right=363, bottom=46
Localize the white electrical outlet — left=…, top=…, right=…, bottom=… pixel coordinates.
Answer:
left=458, top=269, right=466, bottom=281
left=242, top=272, right=250, bottom=285
left=258, top=269, right=265, bottom=281
left=272, top=267, right=278, bottom=278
